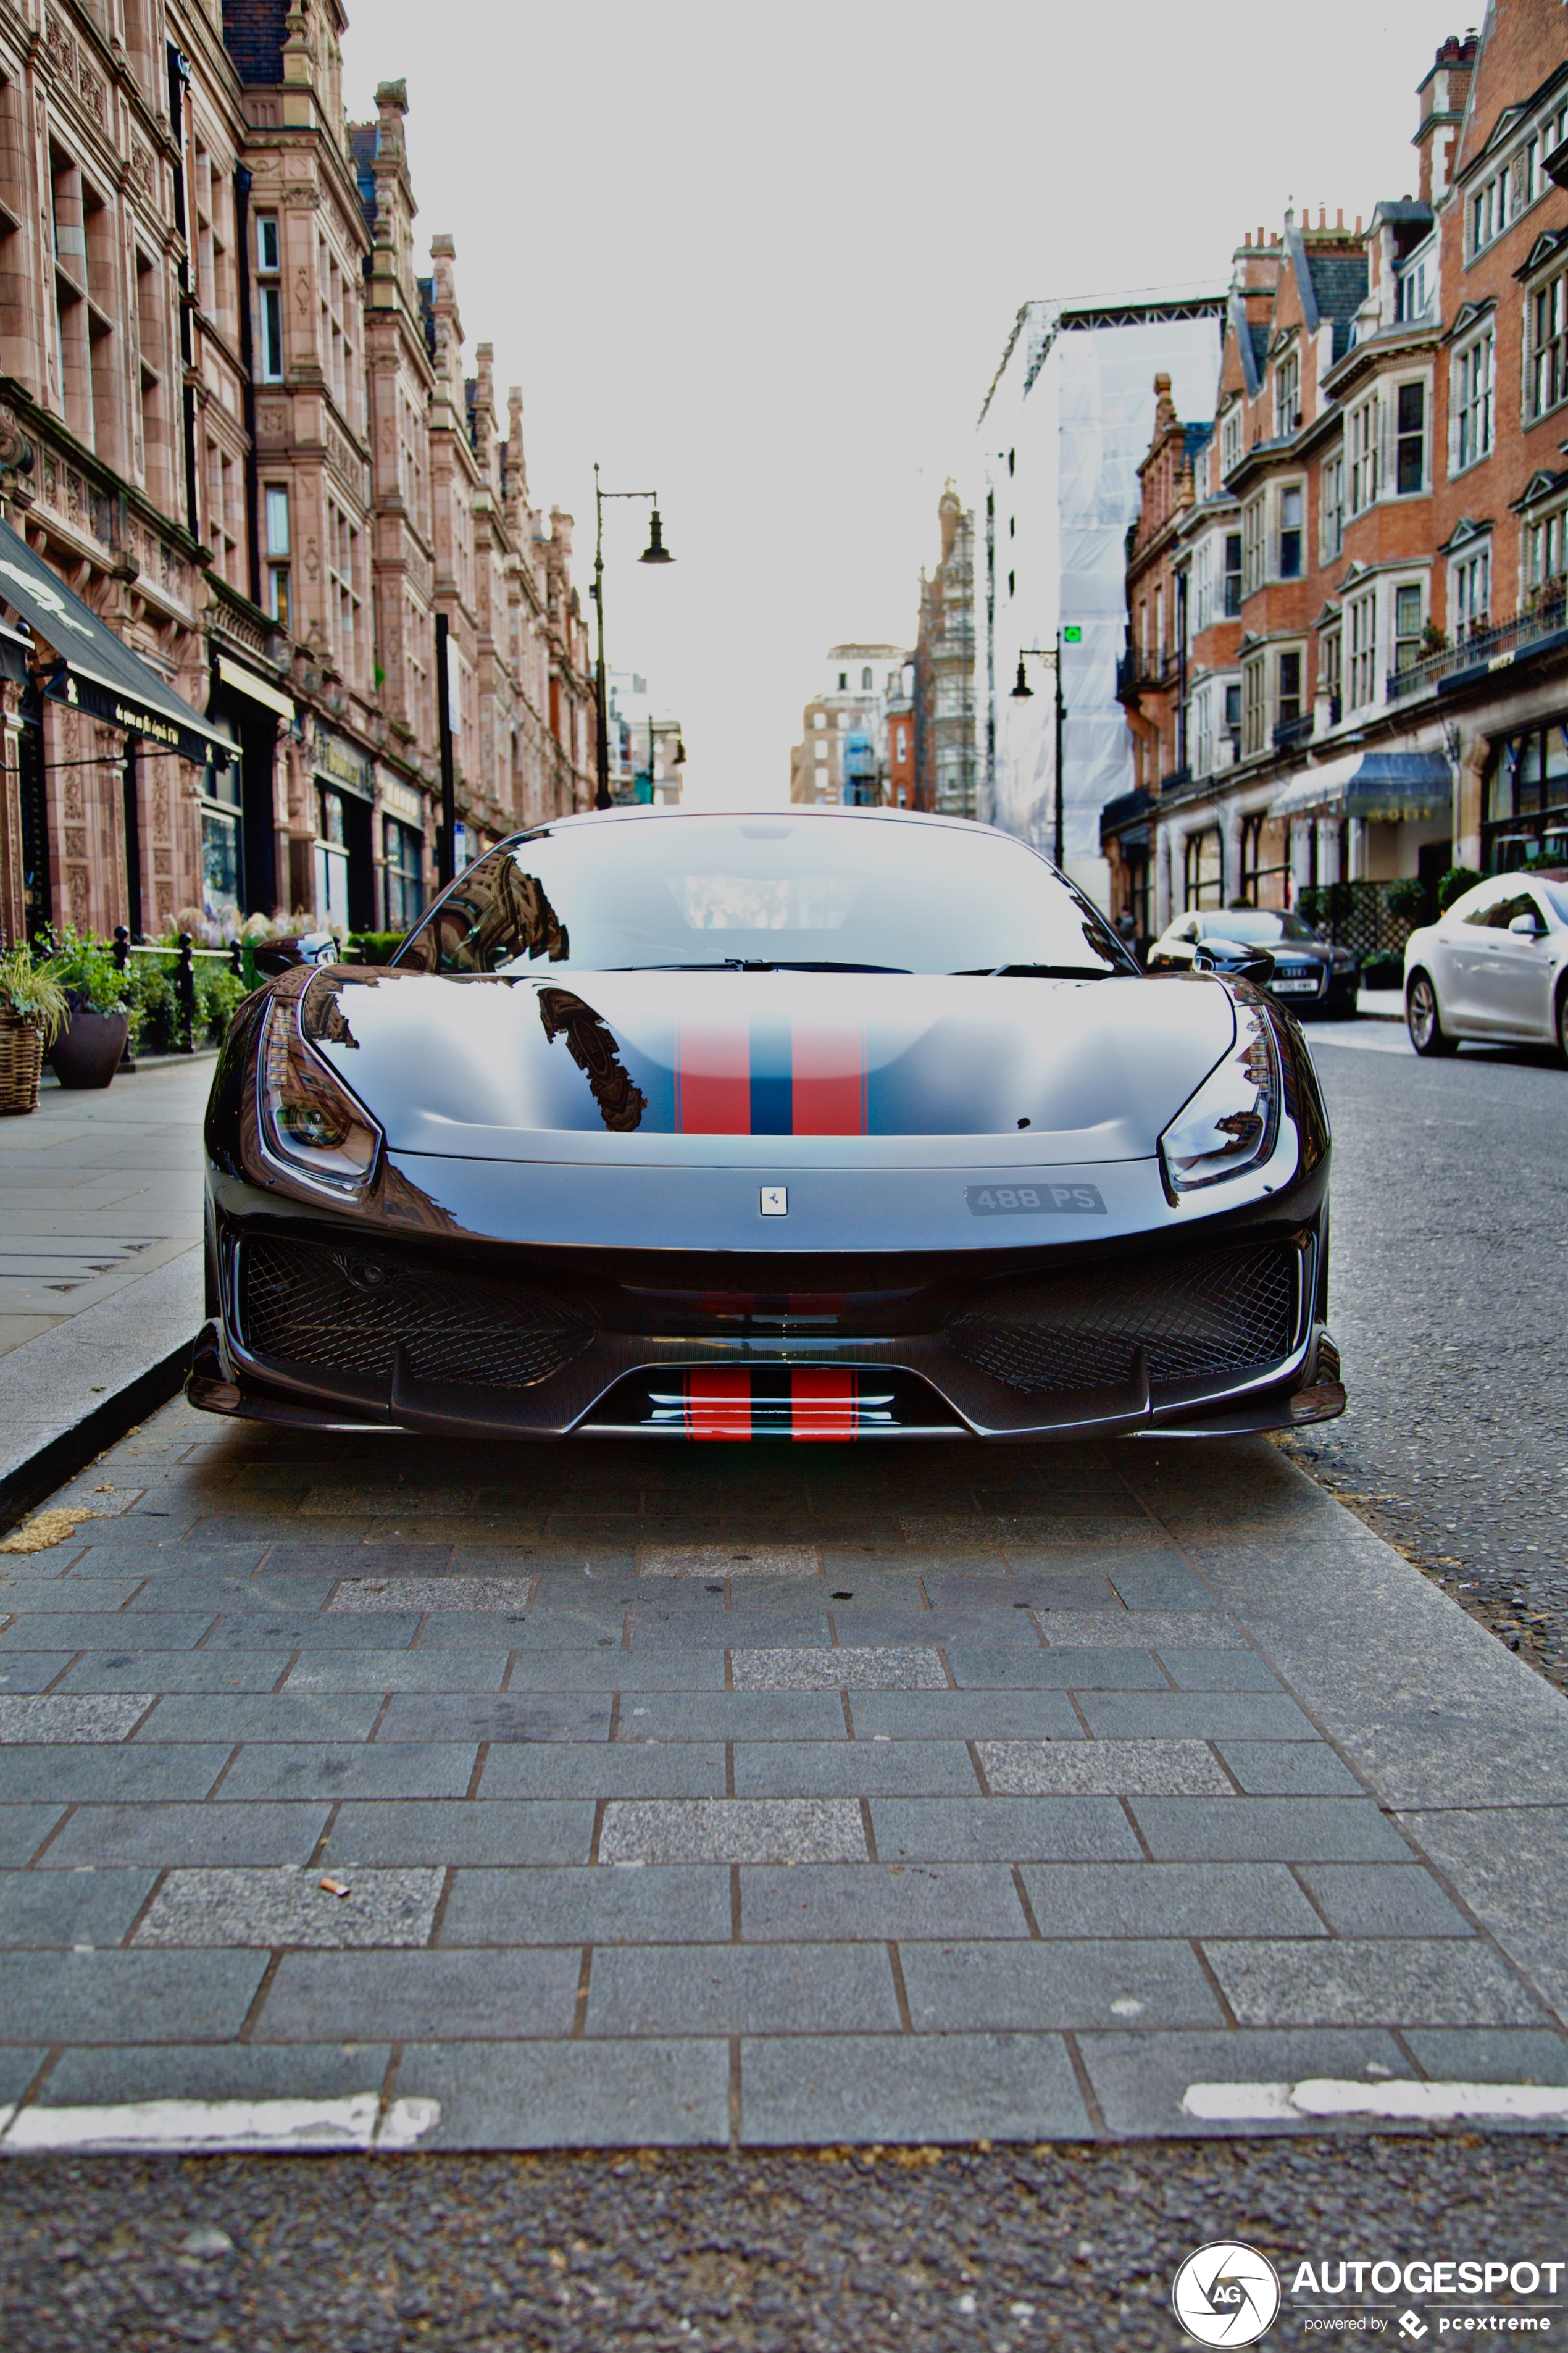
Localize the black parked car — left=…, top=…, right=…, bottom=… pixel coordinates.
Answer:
left=1146, top=909, right=1359, bottom=1015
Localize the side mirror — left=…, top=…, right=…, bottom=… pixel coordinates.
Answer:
left=251, top=932, right=340, bottom=977
left=1508, top=911, right=1548, bottom=938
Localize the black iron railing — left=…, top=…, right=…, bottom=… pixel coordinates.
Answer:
left=1386, top=601, right=1568, bottom=701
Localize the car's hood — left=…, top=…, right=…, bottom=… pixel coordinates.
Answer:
left=300, top=967, right=1236, bottom=1162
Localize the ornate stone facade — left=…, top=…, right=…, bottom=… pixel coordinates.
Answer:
left=0, top=0, right=593, bottom=946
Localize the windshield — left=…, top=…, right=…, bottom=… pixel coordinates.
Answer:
left=1537, top=880, right=1568, bottom=926
left=1198, top=911, right=1317, bottom=943
left=397, top=815, right=1137, bottom=979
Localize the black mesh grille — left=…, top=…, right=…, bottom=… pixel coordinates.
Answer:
left=241, top=1237, right=596, bottom=1392
left=946, top=1243, right=1298, bottom=1397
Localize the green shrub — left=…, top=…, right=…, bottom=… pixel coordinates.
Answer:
left=0, top=940, right=69, bottom=1044
left=1383, top=876, right=1428, bottom=924
left=347, top=931, right=406, bottom=966
left=1438, top=866, right=1483, bottom=913
left=196, top=967, right=246, bottom=1045
left=36, top=924, right=127, bottom=1014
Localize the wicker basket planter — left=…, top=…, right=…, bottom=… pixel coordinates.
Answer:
left=0, top=1011, right=44, bottom=1115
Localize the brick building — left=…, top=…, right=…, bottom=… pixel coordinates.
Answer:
left=1105, top=0, right=1568, bottom=940
left=913, top=483, right=974, bottom=814
left=789, top=643, right=907, bottom=805
left=0, top=0, right=592, bottom=950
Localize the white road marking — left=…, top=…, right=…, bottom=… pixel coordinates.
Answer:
left=0, top=2095, right=441, bottom=2152
left=1182, top=2078, right=1568, bottom=2124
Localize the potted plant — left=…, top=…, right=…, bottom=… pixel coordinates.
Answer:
left=0, top=940, right=69, bottom=1114
left=38, top=925, right=131, bottom=1090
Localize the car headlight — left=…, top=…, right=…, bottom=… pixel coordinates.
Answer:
left=256, top=995, right=382, bottom=1193
left=1159, top=998, right=1280, bottom=1193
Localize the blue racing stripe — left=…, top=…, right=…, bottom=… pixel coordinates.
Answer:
left=749, top=1016, right=792, bottom=1135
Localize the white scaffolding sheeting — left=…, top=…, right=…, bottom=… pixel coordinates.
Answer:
left=986, top=307, right=1221, bottom=864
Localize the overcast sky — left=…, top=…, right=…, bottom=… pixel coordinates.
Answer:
left=342, top=0, right=1460, bottom=806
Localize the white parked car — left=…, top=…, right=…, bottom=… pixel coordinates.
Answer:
left=1403, top=870, right=1568, bottom=1056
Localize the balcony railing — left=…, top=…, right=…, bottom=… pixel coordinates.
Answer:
left=1100, top=785, right=1153, bottom=836
left=1115, top=649, right=1181, bottom=703
left=1386, top=600, right=1568, bottom=701
left=1272, top=713, right=1314, bottom=752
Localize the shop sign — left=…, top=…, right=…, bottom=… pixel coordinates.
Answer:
left=314, top=726, right=375, bottom=801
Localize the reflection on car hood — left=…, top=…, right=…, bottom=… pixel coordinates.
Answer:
left=299, top=968, right=1237, bottom=1159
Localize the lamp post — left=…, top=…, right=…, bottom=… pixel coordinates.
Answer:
left=1011, top=629, right=1070, bottom=869
left=591, top=465, right=673, bottom=810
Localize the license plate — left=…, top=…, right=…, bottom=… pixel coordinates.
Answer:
left=1272, top=979, right=1318, bottom=995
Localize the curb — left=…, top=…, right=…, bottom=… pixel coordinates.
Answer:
left=0, top=1333, right=197, bottom=1530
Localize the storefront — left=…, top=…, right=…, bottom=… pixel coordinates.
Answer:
left=1483, top=718, right=1568, bottom=872
left=0, top=516, right=235, bottom=942
left=378, top=774, right=427, bottom=930
left=206, top=651, right=294, bottom=924
left=312, top=726, right=375, bottom=932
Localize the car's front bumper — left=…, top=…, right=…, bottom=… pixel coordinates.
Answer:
left=191, top=1150, right=1342, bottom=1444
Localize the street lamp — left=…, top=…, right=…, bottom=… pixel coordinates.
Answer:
left=592, top=466, right=674, bottom=811
left=1011, top=631, right=1070, bottom=869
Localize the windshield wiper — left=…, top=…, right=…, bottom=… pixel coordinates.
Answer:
left=948, top=963, right=1115, bottom=979
left=619, top=959, right=911, bottom=974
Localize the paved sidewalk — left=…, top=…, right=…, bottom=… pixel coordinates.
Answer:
left=0, top=1057, right=211, bottom=1508
left=0, top=1408, right=1564, bottom=2149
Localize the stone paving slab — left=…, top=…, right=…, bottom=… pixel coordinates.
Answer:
left=1, top=1401, right=1565, bottom=2149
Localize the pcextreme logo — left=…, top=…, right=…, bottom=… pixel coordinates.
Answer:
left=1172, top=2241, right=1284, bottom=2346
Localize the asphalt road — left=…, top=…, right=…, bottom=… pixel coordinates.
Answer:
left=1287, top=1025, right=1568, bottom=1691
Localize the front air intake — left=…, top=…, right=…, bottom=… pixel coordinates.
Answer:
left=946, top=1242, right=1299, bottom=1396
left=241, top=1236, right=596, bottom=1391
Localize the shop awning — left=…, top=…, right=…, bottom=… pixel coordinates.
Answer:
left=215, top=653, right=294, bottom=724
left=0, top=517, right=231, bottom=767
left=1270, top=750, right=1451, bottom=823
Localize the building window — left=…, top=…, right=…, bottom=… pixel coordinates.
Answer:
left=1483, top=722, right=1568, bottom=871
left=1279, top=485, right=1303, bottom=579
left=1470, top=173, right=1510, bottom=255
left=1192, top=682, right=1213, bottom=779
left=1242, top=497, right=1265, bottom=598
left=1241, top=811, right=1290, bottom=910
left=1397, top=246, right=1434, bottom=322
left=1348, top=591, right=1377, bottom=710
left=1452, top=545, right=1491, bottom=640
left=860, top=667, right=872, bottom=690
left=1183, top=828, right=1224, bottom=909
left=1274, top=349, right=1300, bottom=439
left=1220, top=405, right=1242, bottom=477
left=1241, top=655, right=1266, bottom=758
left=256, top=213, right=282, bottom=380
left=1277, top=648, right=1302, bottom=729
left=1395, top=385, right=1425, bottom=495
left=1393, top=583, right=1424, bottom=674
left=837, top=672, right=848, bottom=690
left=1348, top=398, right=1378, bottom=515
left=1527, top=508, right=1567, bottom=596
left=383, top=816, right=424, bottom=930
left=201, top=757, right=241, bottom=932
left=1222, top=533, right=1241, bottom=618
left=1321, top=455, right=1344, bottom=561
left=1320, top=628, right=1341, bottom=722
left=1529, top=269, right=1568, bottom=420
left=1453, top=331, right=1494, bottom=470
left=1224, top=682, right=1242, bottom=761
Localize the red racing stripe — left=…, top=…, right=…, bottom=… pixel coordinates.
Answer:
left=791, top=1022, right=865, bottom=1135
left=676, top=1022, right=751, bottom=1134
left=685, top=1369, right=752, bottom=1440
left=790, top=1368, right=857, bottom=1441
